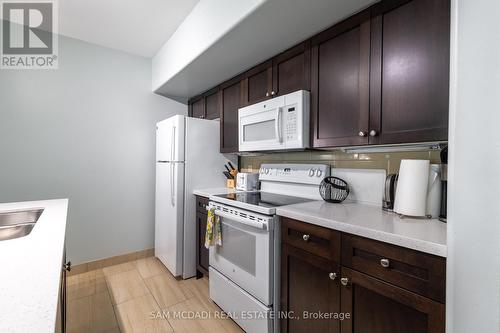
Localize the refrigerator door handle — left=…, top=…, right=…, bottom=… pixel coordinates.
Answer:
left=171, top=126, right=176, bottom=161
left=170, top=126, right=176, bottom=207
left=170, top=163, right=175, bottom=207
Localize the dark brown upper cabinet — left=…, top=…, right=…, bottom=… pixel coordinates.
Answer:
left=188, top=0, right=450, bottom=151
left=242, top=44, right=312, bottom=106
left=242, top=60, right=273, bottom=105
left=311, top=10, right=371, bottom=148
left=272, top=41, right=311, bottom=97
left=190, top=96, right=205, bottom=119
left=369, top=0, right=450, bottom=145
left=220, top=76, right=243, bottom=153
left=204, top=88, right=220, bottom=120
left=340, top=267, right=445, bottom=333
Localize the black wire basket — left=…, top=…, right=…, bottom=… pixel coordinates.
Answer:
left=319, top=177, right=350, bottom=203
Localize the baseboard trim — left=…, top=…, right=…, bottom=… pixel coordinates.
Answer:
left=68, top=248, right=154, bottom=276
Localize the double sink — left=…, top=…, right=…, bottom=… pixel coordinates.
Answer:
left=0, top=208, right=44, bottom=241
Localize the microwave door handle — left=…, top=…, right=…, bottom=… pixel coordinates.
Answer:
left=275, top=107, right=282, bottom=143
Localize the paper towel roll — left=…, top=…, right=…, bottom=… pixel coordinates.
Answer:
left=394, top=159, right=430, bottom=217
left=426, top=164, right=442, bottom=218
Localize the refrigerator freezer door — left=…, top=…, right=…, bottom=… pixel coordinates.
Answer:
left=156, top=115, right=185, bottom=162
left=155, top=161, right=185, bottom=277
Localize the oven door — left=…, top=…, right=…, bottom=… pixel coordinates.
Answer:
left=209, top=207, right=274, bottom=306
left=239, top=96, right=284, bottom=152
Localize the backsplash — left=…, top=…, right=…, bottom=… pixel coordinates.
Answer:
left=240, top=149, right=441, bottom=174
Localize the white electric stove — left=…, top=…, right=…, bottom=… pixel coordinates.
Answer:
left=207, top=164, right=330, bottom=333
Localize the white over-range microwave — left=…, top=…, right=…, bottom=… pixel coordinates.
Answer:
left=238, top=90, right=310, bottom=152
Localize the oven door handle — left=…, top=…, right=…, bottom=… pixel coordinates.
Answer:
left=213, top=209, right=268, bottom=231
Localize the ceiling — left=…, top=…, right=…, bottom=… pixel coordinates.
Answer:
left=58, top=0, right=199, bottom=57
left=154, top=0, right=377, bottom=101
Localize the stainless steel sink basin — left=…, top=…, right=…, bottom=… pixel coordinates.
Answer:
left=0, top=223, right=36, bottom=241
left=0, top=208, right=44, bottom=241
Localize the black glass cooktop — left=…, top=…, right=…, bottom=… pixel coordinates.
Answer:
left=214, top=192, right=313, bottom=208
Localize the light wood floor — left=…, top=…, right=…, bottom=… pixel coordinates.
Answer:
left=67, top=257, right=244, bottom=333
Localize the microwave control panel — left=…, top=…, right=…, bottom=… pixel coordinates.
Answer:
left=283, top=103, right=298, bottom=141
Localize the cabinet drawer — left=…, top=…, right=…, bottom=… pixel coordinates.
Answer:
left=281, top=217, right=340, bottom=262
left=196, top=196, right=209, bottom=214
left=341, top=234, right=446, bottom=303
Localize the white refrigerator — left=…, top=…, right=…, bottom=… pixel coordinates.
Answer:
left=155, top=115, right=233, bottom=279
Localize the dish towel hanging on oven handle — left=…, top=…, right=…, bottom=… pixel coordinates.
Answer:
left=205, top=207, right=222, bottom=248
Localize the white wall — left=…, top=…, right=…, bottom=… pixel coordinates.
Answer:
left=152, top=0, right=265, bottom=92
left=446, top=0, right=500, bottom=331
left=0, top=35, right=187, bottom=264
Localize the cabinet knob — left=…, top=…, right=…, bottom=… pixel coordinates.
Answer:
left=271, top=91, right=276, bottom=96
left=369, top=130, right=378, bottom=137
left=358, top=131, right=367, bottom=137
left=329, top=272, right=337, bottom=280
left=340, top=277, right=349, bottom=286
left=266, top=92, right=270, bottom=97
left=380, top=258, right=390, bottom=268
left=302, top=234, right=310, bottom=242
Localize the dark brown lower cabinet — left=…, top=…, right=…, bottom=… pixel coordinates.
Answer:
left=340, top=267, right=445, bottom=333
left=281, top=244, right=341, bottom=333
left=280, top=218, right=445, bottom=333
left=195, top=196, right=209, bottom=278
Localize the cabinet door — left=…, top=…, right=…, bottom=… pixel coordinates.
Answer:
left=340, top=267, right=445, bottom=333
left=369, top=0, right=450, bottom=144
left=272, top=41, right=311, bottom=96
left=204, top=89, right=220, bottom=120
left=311, top=11, right=371, bottom=148
left=243, top=60, right=273, bottom=105
left=281, top=244, right=340, bottom=333
left=220, top=76, right=242, bottom=153
left=197, top=211, right=209, bottom=275
left=190, top=96, right=205, bottom=119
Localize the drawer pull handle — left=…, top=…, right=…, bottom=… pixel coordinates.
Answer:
left=380, top=258, right=390, bottom=268
left=329, top=272, right=337, bottom=280
left=302, top=234, right=310, bottom=242
left=340, top=277, right=349, bottom=286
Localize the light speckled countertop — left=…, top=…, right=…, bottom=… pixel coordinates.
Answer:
left=0, top=199, right=68, bottom=333
left=276, top=201, right=446, bottom=257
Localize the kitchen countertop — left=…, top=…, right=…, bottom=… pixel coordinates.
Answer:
left=193, top=187, right=237, bottom=198
left=276, top=201, right=447, bottom=257
left=0, top=199, right=69, bottom=333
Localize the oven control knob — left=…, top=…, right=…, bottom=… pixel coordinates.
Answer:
left=308, top=169, right=315, bottom=177
left=265, top=168, right=270, bottom=175
left=316, top=170, right=323, bottom=178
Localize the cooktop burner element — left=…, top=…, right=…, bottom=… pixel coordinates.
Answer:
left=214, top=192, right=313, bottom=209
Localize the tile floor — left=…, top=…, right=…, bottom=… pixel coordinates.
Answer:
left=67, top=257, right=244, bottom=333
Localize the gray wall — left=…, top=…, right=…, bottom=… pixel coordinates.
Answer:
left=0, top=35, right=187, bottom=264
